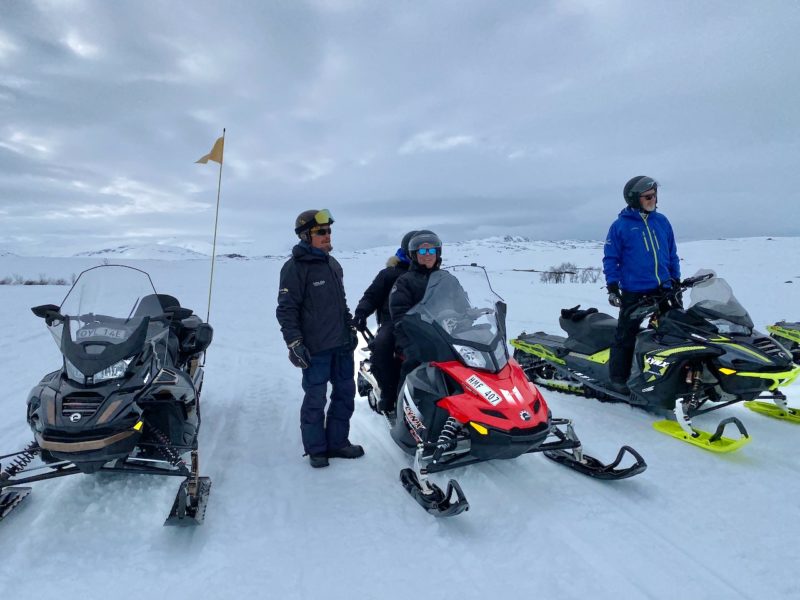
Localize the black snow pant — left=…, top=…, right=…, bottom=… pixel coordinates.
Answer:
left=608, top=289, right=657, bottom=383
left=371, top=324, right=400, bottom=410
left=300, top=345, right=356, bottom=455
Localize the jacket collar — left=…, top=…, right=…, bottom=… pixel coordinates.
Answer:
left=292, top=240, right=329, bottom=261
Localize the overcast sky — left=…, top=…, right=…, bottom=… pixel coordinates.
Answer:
left=1, top=0, right=798, bottom=256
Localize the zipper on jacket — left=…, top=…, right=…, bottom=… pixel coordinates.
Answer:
left=641, top=231, right=650, bottom=252
left=641, top=213, right=661, bottom=286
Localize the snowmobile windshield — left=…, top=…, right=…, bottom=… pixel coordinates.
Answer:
left=406, top=266, right=508, bottom=371
left=49, top=265, right=169, bottom=382
left=687, top=275, right=754, bottom=335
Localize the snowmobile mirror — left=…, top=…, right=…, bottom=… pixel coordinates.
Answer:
left=496, top=301, right=507, bottom=328
left=31, top=304, right=64, bottom=325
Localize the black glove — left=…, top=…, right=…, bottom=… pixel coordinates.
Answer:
left=607, top=283, right=622, bottom=308
left=288, top=339, right=311, bottom=369
left=348, top=327, right=359, bottom=351
left=353, top=313, right=367, bottom=332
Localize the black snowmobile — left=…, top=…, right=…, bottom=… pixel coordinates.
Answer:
left=0, top=265, right=213, bottom=525
left=512, top=272, right=800, bottom=453
left=768, top=321, right=800, bottom=363
left=357, top=265, right=646, bottom=517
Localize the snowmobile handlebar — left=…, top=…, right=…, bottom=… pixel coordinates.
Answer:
left=679, top=272, right=714, bottom=289
left=626, top=272, right=714, bottom=320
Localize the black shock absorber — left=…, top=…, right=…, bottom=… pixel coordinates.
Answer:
left=688, top=366, right=703, bottom=409
left=432, top=417, right=460, bottom=463
left=0, top=441, right=40, bottom=483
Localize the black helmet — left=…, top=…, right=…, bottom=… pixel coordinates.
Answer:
left=294, top=209, right=334, bottom=242
left=400, top=230, right=418, bottom=254
left=623, top=176, right=658, bottom=209
left=407, top=230, right=442, bottom=265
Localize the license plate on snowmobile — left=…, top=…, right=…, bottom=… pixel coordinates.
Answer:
left=465, top=374, right=503, bottom=406
left=77, top=326, right=127, bottom=340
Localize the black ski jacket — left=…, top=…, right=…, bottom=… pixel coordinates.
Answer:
left=354, top=256, right=410, bottom=327
left=389, top=262, right=439, bottom=350
left=276, top=242, right=353, bottom=354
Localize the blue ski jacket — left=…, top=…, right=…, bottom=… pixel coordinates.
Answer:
left=603, top=208, right=680, bottom=293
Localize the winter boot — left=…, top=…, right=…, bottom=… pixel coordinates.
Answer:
left=608, top=378, right=629, bottom=395
left=309, top=453, right=330, bottom=468
left=327, top=443, right=365, bottom=459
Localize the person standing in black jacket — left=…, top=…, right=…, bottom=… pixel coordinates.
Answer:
left=389, top=230, right=442, bottom=385
left=276, top=209, right=364, bottom=468
left=353, top=231, right=416, bottom=412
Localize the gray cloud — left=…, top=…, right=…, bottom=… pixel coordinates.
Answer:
left=0, top=0, right=798, bottom=255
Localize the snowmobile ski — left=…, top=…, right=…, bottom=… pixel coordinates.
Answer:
left=543, top=445, right=647, bottom=480
left=164, top=476, right=212, bottom=526
left=744, top=401, right=800, bottom=424
left=0, top=486, right=32, bottom=521
left=541, top=418, right=647, bottom=479
left=653, top=417, right=751, bottom=453
left=399, top=468, right=469, bottom=518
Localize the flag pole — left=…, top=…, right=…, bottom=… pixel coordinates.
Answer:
left=206, top=128, right=225, bottom=325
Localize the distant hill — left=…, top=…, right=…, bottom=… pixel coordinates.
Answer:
left=74, top=244, right=208, bottom=260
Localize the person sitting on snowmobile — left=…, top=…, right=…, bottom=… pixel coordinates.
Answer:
left=353, top=230, right=416, bottom=412
left=603, top=176, right=681, bottom=394
left=276, top=209, right=364, bottom=469
left=389, top=230, right=447, bottom=390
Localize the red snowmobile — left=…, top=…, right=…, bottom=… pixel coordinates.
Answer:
left=357, top=265, right=646, bottom=517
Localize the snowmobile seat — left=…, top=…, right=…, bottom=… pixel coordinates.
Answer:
left=559, top=305, right=617, bottom=355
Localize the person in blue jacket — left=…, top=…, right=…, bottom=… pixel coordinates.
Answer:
left=603, top=176, right=680, bottom=393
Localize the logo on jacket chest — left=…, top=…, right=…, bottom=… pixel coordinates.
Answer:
left=312, top=280, right=326, bottom=287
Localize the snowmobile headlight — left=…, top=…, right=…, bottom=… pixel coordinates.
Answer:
left=453, top=344, right=488, bottom=369
left=93, top=358, right=133, bottom=383
left=64, top=359, right=86, bottom=384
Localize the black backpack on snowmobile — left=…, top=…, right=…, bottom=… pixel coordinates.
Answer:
left=0, top=265, right=213, bottom=525
left=511, top=271, right=800, bottom=453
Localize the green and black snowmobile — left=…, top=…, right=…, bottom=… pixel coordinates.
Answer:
left=511, top=272, right=800, bottom=453
left=767, top=321, right=800, bottom=363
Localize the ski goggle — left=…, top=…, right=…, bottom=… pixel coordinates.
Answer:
left=311, top=227, right=332, bottom=236
left=312, top=209, right=334, bottom=225
left=640, top=192, right=657, bottom=201
left=417, top=247, right=439, bottom=256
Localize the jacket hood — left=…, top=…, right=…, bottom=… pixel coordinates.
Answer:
left=292, top=241, right=328, bottom=261
left=386, top=255, right=412, bottom=269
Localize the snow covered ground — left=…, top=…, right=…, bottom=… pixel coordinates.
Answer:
left=0, top=236, right=798, bottom=599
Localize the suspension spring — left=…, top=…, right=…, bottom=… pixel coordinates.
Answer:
left=432, top=417, right=460, bottom=463
left=688, top=367, right=703, bottom=409
left=0, top=441, right=40, bottom=482
left=148, top=425, right=187, bottom=469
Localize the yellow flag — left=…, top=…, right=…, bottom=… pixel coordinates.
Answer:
left=195, top=136, right=224, bottom=164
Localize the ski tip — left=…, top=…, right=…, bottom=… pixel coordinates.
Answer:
left=653, top=420, right=751, bottom=453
